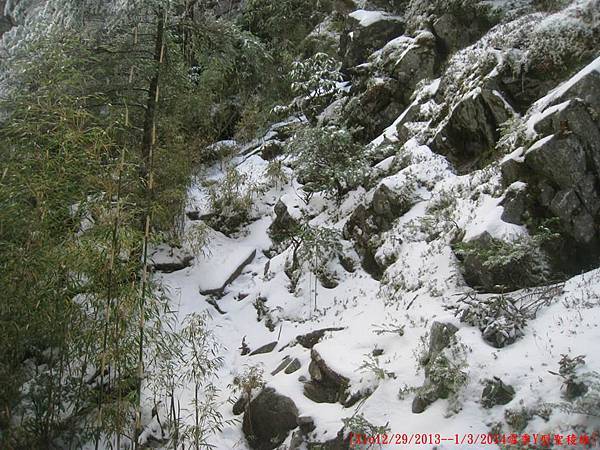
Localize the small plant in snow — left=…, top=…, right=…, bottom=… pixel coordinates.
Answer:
left=372, top=320, right=405, bottom=337
left=496, top=115, right=532, bottom=155
left=342, top=413, right=391, bottom=449
left=231, top=365, right=265, bottom=404
left=447, top=283, right=562, bottom=348
left=207, top=168, right=266, bottom=235
left=549, top=354, right=589, bottom=400
left=264, top=160, right=289, bottom=189
left=358, top=354, right=395, bottom=381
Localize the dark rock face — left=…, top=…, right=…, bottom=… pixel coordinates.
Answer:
left=343, top=183, right=413, bottom=278
left=430, top=89, right=513, bottom=173
left=243, top=388, right=299, bottom=450
left=481, top=377, right=516, bottom=408
left=340, top=13, right=405, bottom=67
left=432, top=12, right=495, bottom=55
left=502, top=67, right=600, bottom=274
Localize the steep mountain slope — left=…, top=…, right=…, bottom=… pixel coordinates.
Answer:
left=2, top=0, right=600, bottom=449
left=136, top=1, right=600, bottom=449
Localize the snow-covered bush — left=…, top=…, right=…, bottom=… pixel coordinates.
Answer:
left=447, top=284, right=562, bottom=347
left=207, top=168, right=265, bottom=234
left=287, top=126, right=367, bottom=200
left=290, top=52, right=343, bottom=120
left=454, top=232, right=553, bottom=292
left=342, top=413, right=391, bottom=448
left=447, top=293, right=529, bottom=347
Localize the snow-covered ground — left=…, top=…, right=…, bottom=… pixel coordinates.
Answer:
left=148, top=123, right=600, bottom=449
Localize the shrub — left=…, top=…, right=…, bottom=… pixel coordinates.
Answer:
left=290, top=52, right=343, bottom=120
left=207, top=168, right=266, bottom=235
left=287, top=126, right=367, bottom=200
left=342, top=413, right=391, bottom=449
left=240, top=0, right=332, bottom=48
left=447, top=284, right=562, bottom=347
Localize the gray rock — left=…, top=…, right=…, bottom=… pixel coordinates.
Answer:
left=424, top=322, right=458, bottom=367
left=481, top=377, right=515, bottom=408
left=430, top=89, right=513, bottom=173
left=242, top=388, right=299, bottom=450
left=268, top=199, right=301, bottom=245
left=285, top=358, right=302, bottom=374
left=341, top=13, right=405, bottom=67
left=271, top=356, right=292, bottom=376
left=249, top=341, right=277, bottom=356
left=500, top=157, right=526, bottom=187
left=500, top=184, right=528, bottom=225
left=296, top=327, right=345, bottom=349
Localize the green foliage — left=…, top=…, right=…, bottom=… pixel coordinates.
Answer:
left=207, top=167, right=266, bottom=235
left=287, top=126, right=367, bottom=200
left=358, top=354, right=395, bottom=380
left=290, top=52, right=343, bottom=120
left=454, top=228, right=557, bottom=291
left=240, top=0, right=332, bottom=49
left=342, top=413, right=391, bottom=449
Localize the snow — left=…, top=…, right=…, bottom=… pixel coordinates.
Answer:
left=348, top=9, right=402, bottom=27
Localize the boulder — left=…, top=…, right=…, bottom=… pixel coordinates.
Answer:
left=340, top=10, right=405, bottom=67
left=268, top=199, right=301, bottom=245
left=343, top=183, right=414, bottom=278
left=271, top=356, right=292, bottom=376
left=149, top=245, right=193, bottom=273
left=342, top=77, right=406, bottom=142
left=481, top=377, right=516, bottom=408
left=430, top=88, right=513, bottom=173
left=243, top=388, right=299, bottom=450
